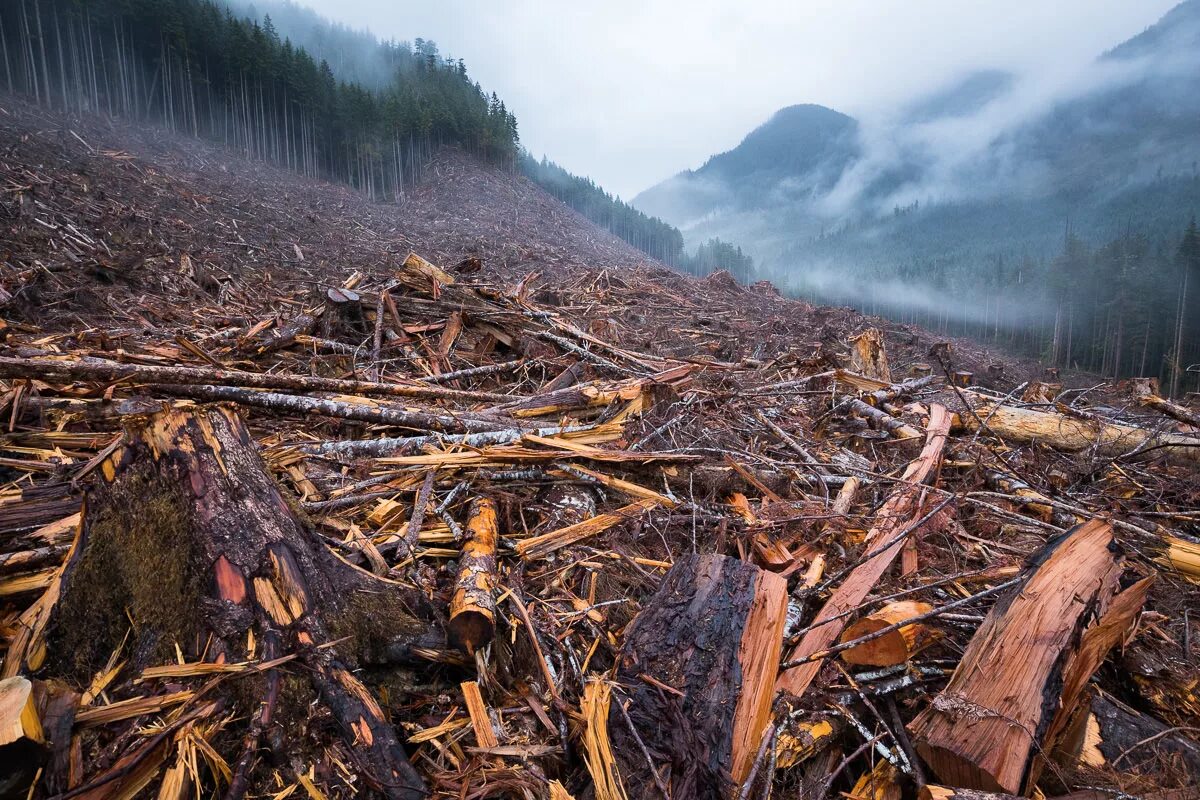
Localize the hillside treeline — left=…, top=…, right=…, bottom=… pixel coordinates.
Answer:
left=1, top=0, right=518, bottom=199
left=787, top=218, right=1200, bottom=394
left=521, top=154, right=755, bottom=281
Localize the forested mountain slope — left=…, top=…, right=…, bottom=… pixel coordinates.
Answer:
left=0, top=0, right=518, bottom=201
left=634, top=0, right=1200, bottom=391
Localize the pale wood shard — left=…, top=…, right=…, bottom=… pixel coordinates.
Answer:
left=1157, top=534, right=1200, bottom=581
left=612, top=554, right=787, bottom=798
left=583, top=680, right=628, bottom=800
left=447, top=498, right=499, bottom=654
left=850, top=761, right=903, bottom=800
left=516, top=499, right=660, bottom=560
left=908, top=519, right=1129, bottom=794
left=849, top=328, right=892, bottom=382
left=460, top=680, right=498, bottom=748
left=838, top=600, right=940, bottom=666
left=0, top=676, right=43, bottom=748
left=777, top=404, right=951, bottom=697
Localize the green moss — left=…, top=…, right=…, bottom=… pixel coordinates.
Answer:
left=49, top=469, right=205, bottom=681
left=325, top=588, right=420, bottom=666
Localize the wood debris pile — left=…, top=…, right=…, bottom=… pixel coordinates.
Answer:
left=0, top=249, right=1197, bottom=800
left=1, top=103, right=1199, bottom=800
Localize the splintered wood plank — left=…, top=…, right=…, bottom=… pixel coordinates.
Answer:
left=777, top=404, right=951, bottom=697
left=460, top=681, right=498, bottom=748
left=516, top=499, right=660, bottom=560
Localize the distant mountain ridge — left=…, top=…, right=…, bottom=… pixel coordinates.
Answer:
left=633, top=0, right=1200, bottom=271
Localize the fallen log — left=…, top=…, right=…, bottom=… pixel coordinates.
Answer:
left=613, top=554, right=787, bottom=798
left=961, top=393, right=1200, bottom=468
left=843, top=397, right=923, bottom=440
left=777, top=404, right=951, bottom=697
left=447, top=498, right=499, bottom=655
left=838, top=601, right=941, bottom=666
left=920, top=787, right=1021, bottom=800
left=1057, top=690, right=1200, bottom=776
left=21, top=406, right=427, bottom=798
left=0, top=356, right=515, bottom=403
left=146, top=383, right=509, bottom=433
left=908, top=519, right=1131, bottom=794
left=1137, top=392, right=1200, bottom=431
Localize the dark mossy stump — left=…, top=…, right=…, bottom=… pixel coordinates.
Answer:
left=31, top=405, right=428, bottom=799
left=611, top=554, right=788, bottom=799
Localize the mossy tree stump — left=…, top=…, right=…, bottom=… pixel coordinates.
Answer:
left=40, top=405, right=427, bottom=799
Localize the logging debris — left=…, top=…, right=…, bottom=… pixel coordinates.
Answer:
left=2, top=106, right=1199, bottom=800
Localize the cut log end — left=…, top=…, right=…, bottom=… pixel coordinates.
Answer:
left=839, top=601, right=939, bottom=666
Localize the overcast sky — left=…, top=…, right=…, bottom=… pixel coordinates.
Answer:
left=298, top=1, right=1177, bottom=199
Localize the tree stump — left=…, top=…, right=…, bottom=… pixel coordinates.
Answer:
left=611, top=554, right=787, bottom=799
left=33, top=405, right=428, bottom=798
left=849, top=328, right=892, bottom=383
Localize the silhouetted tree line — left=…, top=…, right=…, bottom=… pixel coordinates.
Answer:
left=520, top=153, right=754, bottom=281
left=789, top=217, right=1200, bottom=395
left=0, top=0, right=518, bottom=200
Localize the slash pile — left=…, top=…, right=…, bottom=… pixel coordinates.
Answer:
left=1, top=246, right=1198, bottom=800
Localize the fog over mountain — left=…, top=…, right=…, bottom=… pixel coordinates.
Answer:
left=634, top=0, right=1200, bottom=281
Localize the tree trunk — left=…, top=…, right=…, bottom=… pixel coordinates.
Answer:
left=849, top=328, right=892, bottom=382
left=20, top=406, right=428, bottom=798
left=612, top=554, right=787, bottom=799
left=960, top=393, right=1200, bottom=468
left=447, top=498, right=498, bottom=655
left=1055, top=690, right=1200, bottom=777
